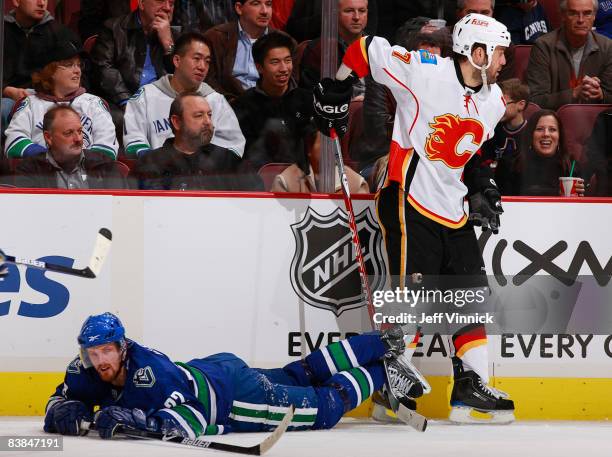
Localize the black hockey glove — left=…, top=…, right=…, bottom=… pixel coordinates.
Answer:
left=95, top=406, right=157, bottom=439
left=44, top=400, right=92, bottom=436
left=468, top=182, right=503, bottom=234
left=313, top=77, right=354, bottom=137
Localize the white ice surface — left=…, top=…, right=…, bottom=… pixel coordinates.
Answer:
left=1, top=417, right=612, bottom=457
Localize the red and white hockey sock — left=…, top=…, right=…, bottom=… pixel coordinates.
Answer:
left=451, top=324, right=490, bottom=383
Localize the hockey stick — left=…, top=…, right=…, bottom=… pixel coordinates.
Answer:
left=0, top=228, right=112, bottom=278
left=83, top=405, right=294, bottom=455
left=329, top=130, right=427, bottom=432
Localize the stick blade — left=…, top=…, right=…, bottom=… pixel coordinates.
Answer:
left=258, top=405, right=295, bottom=455
left=87, top=228, right=113, bottom=277
left=396, top=403, right=428, bottom=432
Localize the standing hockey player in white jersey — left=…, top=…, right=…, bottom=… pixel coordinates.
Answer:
left=313, top=14, right=515, bottom=423
left=123, top=32, right=245, bottom=158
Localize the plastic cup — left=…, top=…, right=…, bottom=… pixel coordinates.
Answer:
left=559, top=177, right=580, bottom=197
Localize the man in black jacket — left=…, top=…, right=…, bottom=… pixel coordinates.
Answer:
left=2, top=0, right=79, bottom=133
left=136, top=92, right=261, bottom=190
left=232, top=31, right=315, bottom=171
left=90, top=0, right=182, bottom=109
left=14, top=106, right=128, bottom=189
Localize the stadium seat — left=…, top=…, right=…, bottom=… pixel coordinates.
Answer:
left=117, top=155, right=138, bottom=170
left=55, top=0, right=80, bottom=32
left=257, top=163, right=292, bottom=191
left=114, top=161, right=131, bottom=179
left=8, top=159, right=20, bottom=173
left=556, top=104, right=612, bottom=162
left=524, top=102, right=541, bottom=121
left=83, top=35, right=98, bottom=54
left=540, top=0, right=562, bottom=30
left=512, top=45, right=532, bottom=82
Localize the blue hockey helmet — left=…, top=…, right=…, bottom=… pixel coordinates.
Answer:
left=78, top=312, right=126, bottom=348
left=78, top=312, right=127, bottom=367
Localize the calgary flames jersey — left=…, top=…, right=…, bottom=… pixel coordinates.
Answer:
left=343, top=37, right=506, bottom=228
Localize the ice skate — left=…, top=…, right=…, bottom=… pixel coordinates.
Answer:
left=449, top=357, right=515, bottom=424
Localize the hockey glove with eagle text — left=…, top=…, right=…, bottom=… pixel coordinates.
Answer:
left=313, top=77, right=354, bottom=137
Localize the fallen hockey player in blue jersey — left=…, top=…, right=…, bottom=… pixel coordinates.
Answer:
left=43, top=312, right=424, bottom=439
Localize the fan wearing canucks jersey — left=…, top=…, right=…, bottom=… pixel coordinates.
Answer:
left=43, top=313, right=420, bottom=439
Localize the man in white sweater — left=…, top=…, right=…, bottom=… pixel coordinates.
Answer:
left=123, top=32, right=245, bottom=158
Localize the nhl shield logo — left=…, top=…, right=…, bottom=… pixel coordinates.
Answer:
left=290, top=207, right=386, bottom=315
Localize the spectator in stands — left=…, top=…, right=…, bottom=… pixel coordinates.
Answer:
left=196, top=0, right=236, bottom=32
left=90, top=0, right=181, bottom=112
left=295, top=0, right=370, bottom=98
left=285, top=0, right=377, bottom=44
left=376, top=1, right=456, bottom=43
left=595, top=0, right=612, bottom=38
left=354, top=18, right=450, bottom=174
left=123, top=32, right=245, bottom=158
left=204, top=0, right=274, bottom=101
left=508, top=109, right=584, bottom=195
left=457, top=0, right=494, bottom=17
left=270, top=0, right=295, bottom=30
left=14, top=106, right=128, bottom=189
left=2, top=0, right=80, bottom=134
left=481, top=78, right=530, bottom=195
left=231, top=31, right=314, bottom=170
left=527, top=0, right=612, bottom=110
left=135, top=93, right=260, bottom=190
left=270, top=132, right=368, bottom=193
left=79, top=1, right=235, bottom=40
left=4, top=41, right=118, bottom=160
left=78, top=0, right=131, bottom=41
left=585, top=108, right=612, bottom=195
left=495, top=0, right=550, bottom=44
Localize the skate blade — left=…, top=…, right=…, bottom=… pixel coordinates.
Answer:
left=371, top=403, right=403, bottom=424
left=449, top=406, right=515, bottom=425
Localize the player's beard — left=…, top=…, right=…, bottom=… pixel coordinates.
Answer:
left=96, top=361, right=122, bottom=384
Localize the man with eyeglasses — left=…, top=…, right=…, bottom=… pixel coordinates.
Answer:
left=527, top=0, right=612, bottom=109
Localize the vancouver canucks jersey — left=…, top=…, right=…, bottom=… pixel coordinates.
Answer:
left=46, top=340, right=236, bottom=437
left=343, top=37, right=506, bottom=228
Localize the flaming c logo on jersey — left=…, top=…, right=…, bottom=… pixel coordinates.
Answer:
left=424, top=114, right=485, bottom=169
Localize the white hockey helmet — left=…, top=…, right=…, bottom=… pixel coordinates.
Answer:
left=452, top=13, right=510, bottom=71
